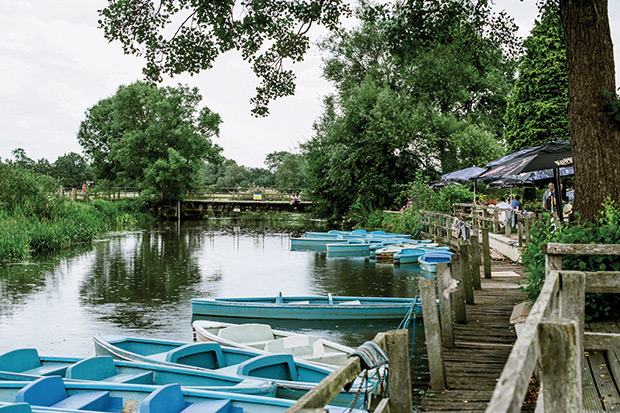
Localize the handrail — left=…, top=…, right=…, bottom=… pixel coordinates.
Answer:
left=486, top=242, right=620, bottom=412
left=286, top=329, right=411, bottom=412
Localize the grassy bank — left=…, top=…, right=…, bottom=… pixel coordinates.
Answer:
left=0, top=200, right=153, bottom=262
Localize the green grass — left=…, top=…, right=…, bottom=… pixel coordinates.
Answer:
left=0, top=200, right=153, bottom=262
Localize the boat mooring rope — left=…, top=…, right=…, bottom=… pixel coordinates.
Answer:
left=396, top=295, right=419, bottom=360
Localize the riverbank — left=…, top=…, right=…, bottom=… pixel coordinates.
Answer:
left=0, top=199, right=153, bottom=262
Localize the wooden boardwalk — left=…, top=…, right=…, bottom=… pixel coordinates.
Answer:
left=421, top=260, right=530, bottom=412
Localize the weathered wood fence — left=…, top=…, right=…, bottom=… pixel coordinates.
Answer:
left=286, top=329, right=412, bottom=412
left=452, top=203, right=542, bottom=247
left=486, top=242, right=620, bottom=412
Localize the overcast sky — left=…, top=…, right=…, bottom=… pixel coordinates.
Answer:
left=1, top=1, right=619, bottom=168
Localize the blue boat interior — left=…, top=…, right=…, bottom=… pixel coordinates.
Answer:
left=233, top=354, right=297, bottom=382
left=0, top=403, right=32, bottom=413
left=0, top=349, right=68, bottom=377
left=165, top=343, right=224, bottom=370
left=65, top=356, right=154, bottom=384
left=15, top=376, right=123, bottom=412
left=140, top=384, right=241, bottom=413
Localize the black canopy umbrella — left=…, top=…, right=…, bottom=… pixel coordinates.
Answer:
left=486, top=176, right=535, bottom=189
left=440, top=166, right=486, bottom=202
left=479, top=140, right=572, bottom=218
left=440, top=166, right=487, bottom=181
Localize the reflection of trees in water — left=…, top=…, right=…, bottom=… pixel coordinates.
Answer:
left=308, top=254, right=421, bottom=299
left=0, top=247, right=92, bottom=318
left=79, top=231, right=202, bottom=307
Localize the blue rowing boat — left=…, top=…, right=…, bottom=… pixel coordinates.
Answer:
left=0, top=348, right=275, bottom=396
left=0, top=376, right=365, bottom=413
left=93, top=335, right=372, bottom=407
left=418, top=251, right=454, bottom=273
left=191, top=294, right=421, bottom=320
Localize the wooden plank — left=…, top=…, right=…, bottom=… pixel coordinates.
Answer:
left=460, top=241, right=474, bottom=304
left=584, top=332, right=620, bottom=350
left=587, top=351, right=620, bottom=411
left=543, top=243, right=620, bottom=256
left=421, top=278, right=446, bottom=392
left=470, top=230, right=481, bottom=290
left=384, top=329, right=412, bottom=412
left=437, top=263, right=455, bottom=348
left=486, top=272, right=559, bottom=413
left=539, top=319, right=583, bottom=412
left=582, top=353, right=604, bottom=412
left=481, top=228, right=491, bottom=279
left=585, top=271, right=620, bottom=293
left=451, top=253, right=467, bottom=324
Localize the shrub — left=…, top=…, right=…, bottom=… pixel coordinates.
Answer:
left=521, top=199, right=620, bottom=321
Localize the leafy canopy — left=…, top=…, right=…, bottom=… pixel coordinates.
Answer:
left=98, top=0, right=350, bottom=116
left=504, top=3, right=569, bottom=151
left=303, top=0, right=517, bottom=220
left=77, top=81, right=222, bottom=202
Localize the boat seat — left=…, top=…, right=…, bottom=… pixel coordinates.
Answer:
left=217, top=324, right=275, bottom=345
left=338, top=300, right=361, bottom=305
left=287, top=301, right=309, bottom=305
left=0, top=403, right=32, bottom=413
left=302, top=352, right=348, bottom=366
left=264, top=336, right=324, bottom=358
left=236, top=354, right=297, bottom=382
left=65, top=356, right=154, bottom=384
left=15, top=376, right=120, bottom=411
left=165, top=343, right=224, bottom=369
left=140, top=384, right=242, bottom=413
left=0, top=348, right=68, bottom=377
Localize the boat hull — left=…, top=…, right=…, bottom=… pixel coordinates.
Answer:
left=191, top=295, right=421, bottom=320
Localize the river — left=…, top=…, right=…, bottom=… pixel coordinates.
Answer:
left=0, top=217, right=430, bottom=406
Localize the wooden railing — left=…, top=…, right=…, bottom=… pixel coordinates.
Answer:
left=186, top=187, right=309, bottom=202
left=286, top=329, right=412, bottom=412
left=486, top=243, right=620, bottom=412
left=452, top=203, right=542, bottom=246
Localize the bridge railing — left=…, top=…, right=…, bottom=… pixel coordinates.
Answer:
left=486, top=242, right=620, bottom=412
left=186, top=187, right=309, bottom=202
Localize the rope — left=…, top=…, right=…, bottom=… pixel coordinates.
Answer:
left=397, top=296, right=418, bottom=330
left=409, top=313, right=417, bottom=360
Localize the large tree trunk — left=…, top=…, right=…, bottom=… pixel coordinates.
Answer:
left=560, top=0, right=620, bottom=222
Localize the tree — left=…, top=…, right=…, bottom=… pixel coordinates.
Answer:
left=98, top=0, right=349, bottom=116
left=274, top=153, right=306, bottom=188
left=303, top=1, right=512, bottom=219
left=504, top=3, right=569, bottom=151
left=77, top=82, right=222, bottom=202
left=51, top=152, right=93, bottom=188
left=559, top=0, right=620, bottom=221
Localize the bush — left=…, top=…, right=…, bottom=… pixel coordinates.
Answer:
left=521, top=199, right=620, bottom=321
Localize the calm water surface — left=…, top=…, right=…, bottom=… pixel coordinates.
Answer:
left=0, top=218, right=429, bottom=404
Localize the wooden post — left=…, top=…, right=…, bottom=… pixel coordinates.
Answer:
left=385, top=329, right=413, bottom=412
left=436, top=263, right=454, bottom=348
left=482, top=226, right=492, bottom=279
left=420, top=278, right=446, bottom=391
left=517, top=222, right=524, bottom=248
left=559, top=271, right=586, bottom=370
left=539, top=319, right=583, bottom=412
left=469, top=229, right=481, bottom=290
left=460, top=241, right=474, bottom=304
left=451, top=253, right=467, bottom=323
left=493, top=208, right=499, bottom=233
left=504, top=211, right=511, bottom=237
left=544, top=245, right=563, bottom=279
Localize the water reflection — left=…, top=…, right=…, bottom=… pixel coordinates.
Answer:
left=0, top=218, right=429, bottom=406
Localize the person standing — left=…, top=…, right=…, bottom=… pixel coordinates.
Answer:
left=542, top=183, right=555, bottom=213
left=510, top=195, right=523, bottom=210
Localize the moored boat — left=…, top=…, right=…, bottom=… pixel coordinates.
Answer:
left=418, top=251, right=454, bottom=273
left=191, top=293, right=422, bottom=320
left=192, top=321, right=351, bottom=368
left=93, top=335, right=373, bottom=407
left=0, top=376, right=364, bottom=413
left=290, top=237, right=348, bottom=251
left=0, top=348, right=274, bottom=396
left=393, top=248, right=426, bottom=265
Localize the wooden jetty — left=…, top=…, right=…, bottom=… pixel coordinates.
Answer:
left=419, top=260, right=528, bottom=412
